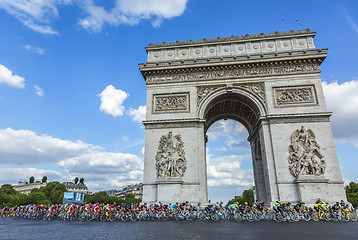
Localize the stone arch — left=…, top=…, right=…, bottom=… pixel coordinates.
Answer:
left=140, top=30, right=347, bottom=205
left=197, top=86, right=267, bottom=135
left=198, top=88, right=270, bottom=201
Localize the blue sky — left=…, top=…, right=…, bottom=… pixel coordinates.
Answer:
left=0, top=0, right=357, bottom=203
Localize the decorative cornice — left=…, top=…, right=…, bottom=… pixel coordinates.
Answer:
left=143, top=118, right=205, bottom=129
left=139, top=49, right=326, bottom=71
left=146, top=29, right=315, bottom=49
left=262, top=112, right=332, bottom=124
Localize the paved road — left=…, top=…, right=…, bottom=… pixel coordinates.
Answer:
left=0, top=218, right=357, bottom=240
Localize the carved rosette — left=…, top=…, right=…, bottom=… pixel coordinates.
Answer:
left=288, top=126, right=326, bottom=178
left=155, top=131, right=187, bottom=179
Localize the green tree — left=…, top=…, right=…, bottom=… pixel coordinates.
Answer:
left=79, top=178, right=84, bottom=184
left=84, top=191, right=125, bottom=205
left=42, top=176, right=47, bottom=183
left=125, top=193, right=141, bottom=204
left=39, top=181, right=67, bottom=204
left=346, top=181, right=358, bottom=208
left=226, top=189, right=255, bottom=206
left=74, top=177, right=79, bottom=184
left=242, top=190, right=255, bottom=204
left=29, top=176, right=35, bottom=183
left=0, top=184, right=17, bottom=195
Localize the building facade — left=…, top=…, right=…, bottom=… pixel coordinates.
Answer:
left=139, top=29, right=346, bottom=205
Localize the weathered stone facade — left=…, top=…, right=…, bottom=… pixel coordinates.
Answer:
left=139, top=29, right=346, bottom=205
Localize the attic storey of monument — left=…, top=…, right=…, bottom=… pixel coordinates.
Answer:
left=139, top=29, right=346, bottom=205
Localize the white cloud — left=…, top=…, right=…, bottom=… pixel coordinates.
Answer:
left=0, top=0, right=188, bottom=34
left=128, top=105, right=146, bottom=123
left=0, top=64, right=25, bottom=88
left=58, top=152, right=143, bottom=190
left=34, top=85, right=44, bottom=96
left=0, top=168, right=62, bottom=184
left=0, top=127, right=144, bottom=191
left=207, top=154, right=253, bottom=187
left=207, top=120, right=250, bottom=151
left=214, top=146, right=227, bottom=152
left=99, top=85, right=129, bottom=117
left=344, top=10, right=358, bottom=34
left=323, top=80, right=358, bottom=146
left=0, top=0, right=72, bottom=35
left=0, top=128, right=99, bottom=164
left=122, top=136, right=128, bottom=141
left=77, top=0, right=188, bottom=32
left=24, top=44, right=45, bottom=54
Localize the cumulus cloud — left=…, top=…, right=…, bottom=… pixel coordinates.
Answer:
left=78, top=0, right=188, bottom=32
left=24, top=44, right=45, bottom=54
left=128, top=105, right=146, bottom=123
left=0, top=0, right=72, bottom=35
left=0, top=168, right=62, bottom=184
left=323, top=80, right=358, bottom=146
left=34, top=85, right=44, bottom=96
left=99, top=85, right=129, bottom=117
left=0, top=127, right=144, bottom=191
left=0, top=0, right=188, bottom=34
left=58, top=152, right=143, bottom=190
left=207, top=120, right=250, bottom=151
left=0, top=64, right=25, bottom=88
left=0, top=128, right=99, bottom=164
left=207, top=154, right=253, bottom=188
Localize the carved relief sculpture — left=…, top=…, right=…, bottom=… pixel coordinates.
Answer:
left=146, top=62, right=320, bottom=84
left=288, top=126, right=326, bottom=177
left=197, top=86, right=220, bottom=106
left=240, top=83, right=266, bottom=103
left=156, top=131, right=187, bottom=178
left=153, top=93, right=189, bottom=113
left=275, top=86, right=316, bottom=106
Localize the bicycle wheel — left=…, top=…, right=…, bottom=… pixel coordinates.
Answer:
left=311, top=213, right=319, bottom=222
left=274, top=213, right=283, bottom=222
left=302, top=212, right=311, bottom=221
left=199, top=212, right=207, bottom=221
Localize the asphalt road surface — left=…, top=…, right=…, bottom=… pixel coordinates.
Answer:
left=0, top=218, right=357, bottom=240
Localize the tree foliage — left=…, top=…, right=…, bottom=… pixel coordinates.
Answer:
left=42, top=176, right=47, bottom=183
left=0, top=182, right=67, bottom=207
left=29, top=176, right=34, bottom=183
left=84, top=192, right=141, bottom=205
left=74, top=177, right=79, bottom=184
left=226, top=189, right=255, bottom=207
left=79, top=178, right=84, bottom=184
left=346, top=181, right=358, bottom=208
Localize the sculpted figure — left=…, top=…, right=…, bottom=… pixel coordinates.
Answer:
left=288, top=126, right=326, bottom=177
left=155, top=131, right=187, bottom=178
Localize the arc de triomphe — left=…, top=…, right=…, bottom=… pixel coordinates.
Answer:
left=139, top=29, right=346, bottom=204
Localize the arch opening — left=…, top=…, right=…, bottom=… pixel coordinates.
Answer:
left=206, top=119, right=254, bottom=203
left=203, top=92, right=268, bottom=202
